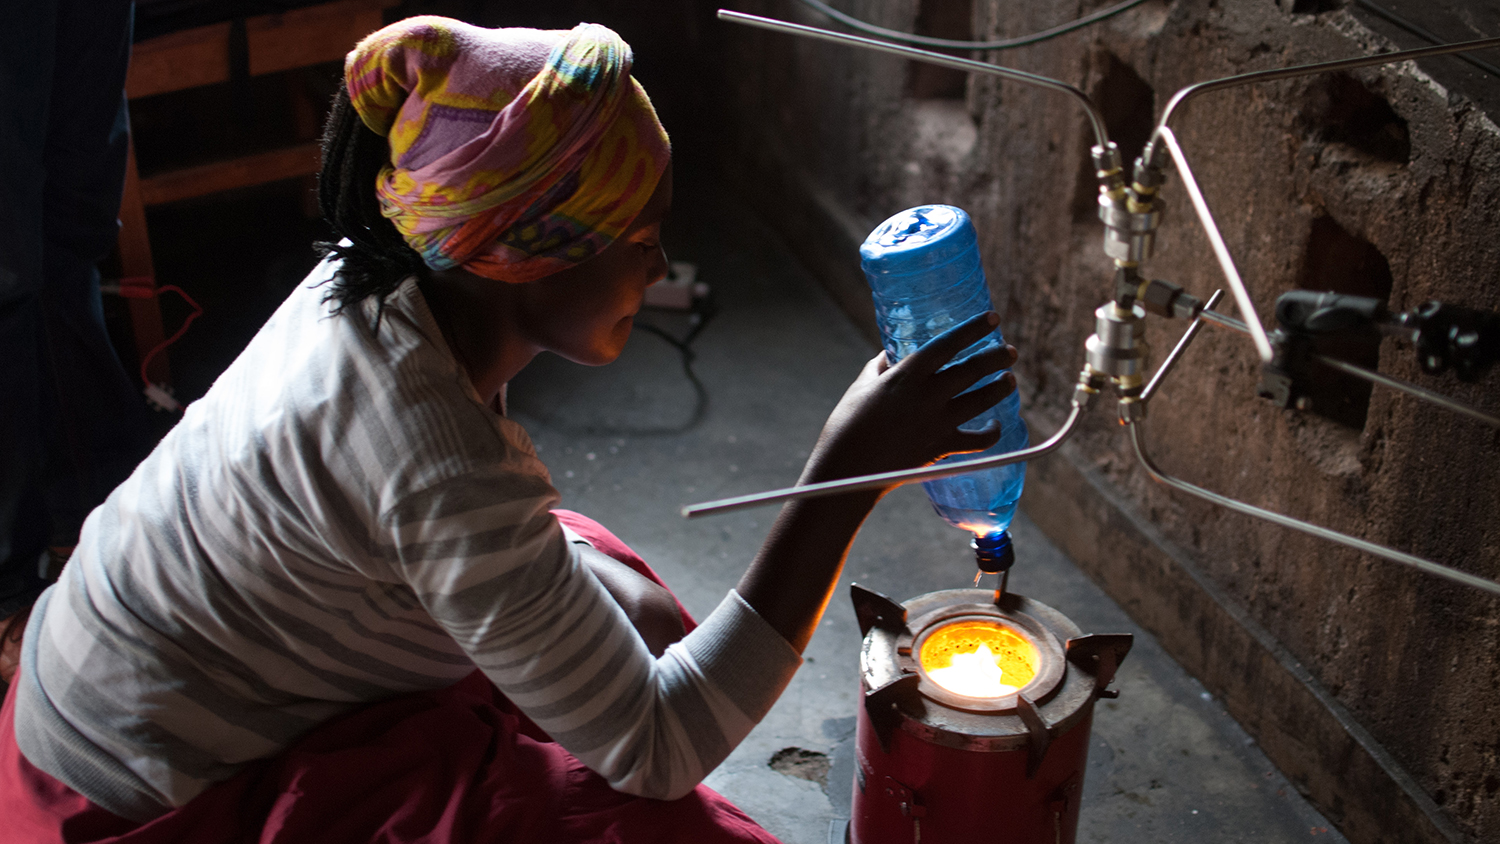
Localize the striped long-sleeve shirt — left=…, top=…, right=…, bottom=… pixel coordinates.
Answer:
left=13, top=262, right=801, bottom=822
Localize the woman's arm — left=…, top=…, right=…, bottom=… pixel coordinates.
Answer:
left=397, top=311, right=1013, bottom=799
left=581, top=545, right=685, bottom=657
left=738, top=311, right=1018, bottom=651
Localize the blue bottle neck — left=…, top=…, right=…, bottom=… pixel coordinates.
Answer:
left=972, top=530, right=1015, bottom=575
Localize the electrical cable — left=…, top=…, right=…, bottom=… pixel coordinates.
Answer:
left=630, top=309, right=714, bottom=433
left=136, top=284, right=203, bottom=389
left=102, top=276, right=204, bottom=412
left=1353, top=0, right=1500, bottom=78
left=512, top=298, right=718, bottom=439
left=786, top=0, right=1149, bottom=52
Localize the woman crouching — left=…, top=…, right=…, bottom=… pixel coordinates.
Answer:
left=2, top=15, right=1018, bottom=843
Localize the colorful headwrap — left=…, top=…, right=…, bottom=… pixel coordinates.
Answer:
left=344, top=17, right=671, bottom=282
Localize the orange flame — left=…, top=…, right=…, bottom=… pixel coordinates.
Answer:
left=919, top=620, right=1039, bottom=698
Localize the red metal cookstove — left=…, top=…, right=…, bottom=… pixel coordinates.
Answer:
left=849, top=584, right=1132, bottom=844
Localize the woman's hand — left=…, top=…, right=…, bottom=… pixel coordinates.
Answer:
left=737, top=311, right=1018, bottom=653
left=801, top=311, right=1018, bottom=488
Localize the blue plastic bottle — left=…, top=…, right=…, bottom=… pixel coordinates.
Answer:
left=859, top=205, right=1028, bottom=573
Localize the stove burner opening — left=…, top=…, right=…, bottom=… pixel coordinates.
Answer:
left=918, top=618, right=1040, bottom=699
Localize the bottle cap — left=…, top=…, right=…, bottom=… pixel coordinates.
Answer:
left=972, top=530, right=1015, bottom=575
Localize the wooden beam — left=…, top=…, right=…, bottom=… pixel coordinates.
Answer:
left=118, top=140, right=172, bottom=386
left=125, top=0, right=398, bottom=100
left=118, top=0, right=399, bottom=391
left=126, top=23, right=233, bottom=99
left=138, top=142, right=323, bottom=207
left=247, top=0, right=397, bottom=77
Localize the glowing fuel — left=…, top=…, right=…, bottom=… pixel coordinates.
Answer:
left=927, top=643, right=1018, bottom=697
left=919, top=619, right=1040, bottom=699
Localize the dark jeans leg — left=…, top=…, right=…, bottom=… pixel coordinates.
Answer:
left=0, top=0, right=148, bottom=617
left=42, top=0, right=150, bottom=539
left=0, top=0, right=60, bottom=616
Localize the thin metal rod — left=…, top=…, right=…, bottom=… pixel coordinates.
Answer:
left=1198, top=308, right=1250, bottom=334
left=1146, top=33, right=1500, bottom=161
left=1189, top=312, right=1500, bottom=426
left=1127, top=421, right=1500, bottom=597
left=1157, top=127, right=1276, bottom=362
left=789, top=0, right=1149, bottom=52
left=682, top=403, right=1084, bottom=518
left=716, top=10, right=1111, bottom=148
left=1143, top=289, right=1226, bottom=402
left=1312, top=354, right=1500, bottom=428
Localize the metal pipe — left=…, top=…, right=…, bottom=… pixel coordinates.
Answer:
left=787, top=0, right=1149, bottom=52
left=682, top=403, right=1084, bottom=518
left=716, top=10, right=1112, bottom=148
left=1156, top=127, right=1276, bottom=362
left=1312, top=354, right=1500, bottom=429
left=1145, top=33, right=1500, bottom=163
left=1197, top=308, right=1250, bottom=334
left=1142, top=289, right=1225, bottom=402
left=1127, top=421, right=1500, bottom=597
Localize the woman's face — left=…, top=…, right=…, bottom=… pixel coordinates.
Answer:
left=515, top=163, right=674, bottom=366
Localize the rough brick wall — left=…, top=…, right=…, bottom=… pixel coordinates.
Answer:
left=710, top=0, right=1500, bottom=840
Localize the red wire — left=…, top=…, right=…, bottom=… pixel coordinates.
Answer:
left=137, top=283, right=204, bottom=389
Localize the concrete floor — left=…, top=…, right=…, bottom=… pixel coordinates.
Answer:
left=507, top=164, right=1350, bottom=844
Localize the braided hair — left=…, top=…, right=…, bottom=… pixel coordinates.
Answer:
left=314, top=85, right=430, bottom=316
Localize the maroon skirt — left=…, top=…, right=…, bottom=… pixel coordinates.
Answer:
left=0, top=511, right=780, bottom=844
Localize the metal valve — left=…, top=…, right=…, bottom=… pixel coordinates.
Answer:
left=1084, top=301, right=1151, bottom=424
left=1090, top=143, right=1127, bottom=194
left=1113, top=265, right=1204, bottom=320
left=1085, top=302, right=1149, bottom=382
left=1099, top=200, right=1163, bottom=263
left=1096, top=144, right=1165, bottom=263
